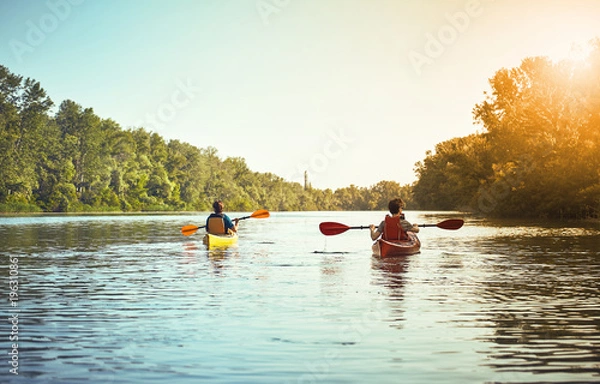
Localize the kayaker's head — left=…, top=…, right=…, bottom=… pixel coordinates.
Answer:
left=388, top=198, right=405, bottom=215
left=213, top=200, right=224, bottom=214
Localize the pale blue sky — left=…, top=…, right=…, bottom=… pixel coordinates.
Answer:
left=1, top=0, right=600, bottom=189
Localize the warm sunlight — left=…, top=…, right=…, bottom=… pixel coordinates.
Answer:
left=565, top=42, right=595, bottom=63
left=543, top=37, right=595, bottom=64
left=1, top=2, right=600, bottom=383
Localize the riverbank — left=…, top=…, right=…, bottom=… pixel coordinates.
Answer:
left=3, top=209, right=597, bottom=223
left=0, top=210, right=203, bottom=217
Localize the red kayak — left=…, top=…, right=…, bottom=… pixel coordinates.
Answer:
left=372, top=232, right=421, bottom=258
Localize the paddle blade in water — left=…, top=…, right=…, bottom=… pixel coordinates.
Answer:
left=319, top=222, right=350, bottom=236
left=437, top=219, right=464, bottom=230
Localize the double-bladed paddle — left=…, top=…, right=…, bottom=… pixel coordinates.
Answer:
left=319, top=219, right=464, bottom=236
left=181, top=209, right=270, bottom=236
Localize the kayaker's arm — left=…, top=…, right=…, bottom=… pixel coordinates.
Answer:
left=401, top=219, right=419, bottom=233
left=223, top=214, right=239, bottom=234
left=369, top=224, right=381, bottom=240
left=410, top=224, right=419, bottom=233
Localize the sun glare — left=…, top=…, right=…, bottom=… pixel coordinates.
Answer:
left=543, top=37, right=595, bottom=64
left=565, top=42, right=594, bottom=62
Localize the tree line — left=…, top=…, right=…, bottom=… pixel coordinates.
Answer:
left=0, top=65, right=415, bottom=213
left=3, top=36, right=599, bottom=219
left=413, top=39, right=600, bottom=219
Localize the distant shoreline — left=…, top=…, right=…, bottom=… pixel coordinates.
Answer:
left=0, top=211, right=205, bottom=217
left=1, top=210, right=597, bottom=224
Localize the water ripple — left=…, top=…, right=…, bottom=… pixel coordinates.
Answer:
left=1, top=213, right=599, bottom=383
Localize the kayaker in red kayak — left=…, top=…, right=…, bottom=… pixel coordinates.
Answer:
left=370, top=198, right=419, bottom=241
left=206, top=200, right=239, bottom=235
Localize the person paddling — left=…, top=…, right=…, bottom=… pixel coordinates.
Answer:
left=370, top=198, right=419, bottom=241
left=206, top=200, right=239, bottom=235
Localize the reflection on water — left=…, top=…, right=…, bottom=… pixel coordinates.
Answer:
left=474, top=231, right=600, bottom=377
left=372, top=257, right=409, bottom=330
left=372, top=256, right=408, bottom=302
left=427, top=218, right=600, bottom=381
left=0, top=212, right=598, bottom=383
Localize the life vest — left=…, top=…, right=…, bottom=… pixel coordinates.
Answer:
left=207, top=216, right=226, bottom=235
left=383, top=215, right=408, bottom=241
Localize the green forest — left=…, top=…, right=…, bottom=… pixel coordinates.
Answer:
left=413, top=40, right=600, bottom=219
left=0, top=64, right=414, bottom=213
left=1, top=39, right=599, bottom=218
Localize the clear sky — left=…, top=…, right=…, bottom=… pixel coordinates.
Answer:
left=1, top=0, right=600, bottom=190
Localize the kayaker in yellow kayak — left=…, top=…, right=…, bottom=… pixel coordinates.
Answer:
left=206, top=200, right=239, bottom=235
left=370, top=198, right=419, bottom=241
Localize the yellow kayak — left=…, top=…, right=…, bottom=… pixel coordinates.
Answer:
left=202, top=233, right=238, bottom=248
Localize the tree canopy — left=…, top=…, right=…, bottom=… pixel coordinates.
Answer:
left=3, top=36, right=599, bottom=220
left=413, top=39, right=600, bottom=219
left=0, top=65, right=415, bottom=213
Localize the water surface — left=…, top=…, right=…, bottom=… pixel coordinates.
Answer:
left=1, top=211, right=599, bottom=383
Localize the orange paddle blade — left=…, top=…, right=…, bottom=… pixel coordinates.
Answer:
left=250, top=209, right=270, bottom=219
left=181, top=224, right=203, bottom=236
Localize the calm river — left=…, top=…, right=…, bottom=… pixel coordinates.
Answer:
left=1, top=211, right=599, bottom=383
